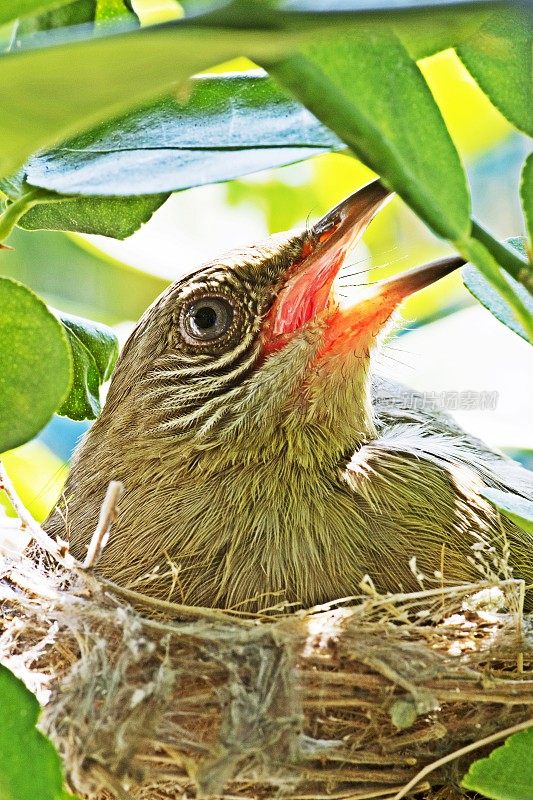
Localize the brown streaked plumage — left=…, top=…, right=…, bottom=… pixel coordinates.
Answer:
left=45, top=180, right=533, bottom=611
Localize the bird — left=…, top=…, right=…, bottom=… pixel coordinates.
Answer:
left=45, top=179, right=533, bottom=613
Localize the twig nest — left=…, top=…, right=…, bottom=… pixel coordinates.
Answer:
left=1, top=535, right=532, bottom=800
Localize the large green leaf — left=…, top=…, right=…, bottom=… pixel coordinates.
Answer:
left=18, top=71, right=339, bottom=198
left=269, top=31, right=470, bottom=241
left=0, top=277, right=72, bottom=453
left=0, top=665, right=76, bottom=800
left=462, top=237, right=533, bottom=342
left=0, top=16, right=294, bottom=179
left=0, top=274, right=117, bottom=441
left=0, top=70, right=338, bottom=238
left=457, top=9, right=533, bottom=137
left=55, top=311, right=119, bottom=420
left=0, top=70, right=338, bottom=239
left=462, top=727, right=533, bottom=800
left=0, top=1, right=519, bottom=246
left=0, top=1, right=508, bottom=181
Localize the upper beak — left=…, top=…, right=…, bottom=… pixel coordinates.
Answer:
left=264, top=178, right=464, bottom=356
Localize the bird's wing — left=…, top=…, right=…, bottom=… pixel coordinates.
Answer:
left=341, top=377, right=532, bottom=603
left=368, top=375, right=533, bottom=500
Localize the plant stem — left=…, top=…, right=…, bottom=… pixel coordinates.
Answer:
left=0, top=186, right=68, bottom=246
left=471, top=220, right=533, bottom=293
left=458, top=236, right=533, bottom=343
left=0, top=189, right=43, bottom=244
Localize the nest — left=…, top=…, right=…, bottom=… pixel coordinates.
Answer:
left=1, top=472, right=532, bottom=800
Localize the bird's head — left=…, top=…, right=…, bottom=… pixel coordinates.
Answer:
left=104, top=180, right=462, bottom=469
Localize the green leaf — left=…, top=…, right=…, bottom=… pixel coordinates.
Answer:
left=1, top=70, right=336, bottom=238
left=269, top=31, right=470, bottom=241
left=457, top=9, right=533, bottom=137
left=19, top=194, right=168, bottom=238
left=462, top=727, right=533, bottom=800
left=0, top=664, right=71, bottom=800
left=0, top=14, right=294, bottom=179
left=481, top=488, right=533, bottom=536
left=462, top=237, right=533, bottom=342
left=0, top=277, right=71, bottom=453
left=0, top=2, right=509, bottom=181
left=18, top=71, right=339, bottom=198
left=55, top=311, right=119, bottom=420
left=521, top=153, right=533, bottom=252
left=59, top=314, right=117, bottom=382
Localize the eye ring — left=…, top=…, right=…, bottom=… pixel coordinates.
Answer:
left=179, top=294, right=236, bottom=345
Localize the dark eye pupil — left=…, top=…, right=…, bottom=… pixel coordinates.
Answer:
left=193, top=305, right=217, bottom=330
left=181, top=295, right=235, bottom=343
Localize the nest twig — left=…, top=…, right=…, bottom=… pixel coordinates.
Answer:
left=0, top=463, right=531, bottom=800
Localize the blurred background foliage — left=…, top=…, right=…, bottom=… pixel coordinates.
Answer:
left=0, top=2, right=531, bottom=520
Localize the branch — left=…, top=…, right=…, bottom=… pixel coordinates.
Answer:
left=82, top=480, right=124, bottom=569
left=0, top=460, right=79, bottom=568
left=471, top=221, right=533, bottom=292
left=459, top=235, right=533, bottom=342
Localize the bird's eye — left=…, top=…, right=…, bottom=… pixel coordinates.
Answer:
left=180, top=295, right=234, bottom=344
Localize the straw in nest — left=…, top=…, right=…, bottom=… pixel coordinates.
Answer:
left=0, top=465, right=532, bottom=800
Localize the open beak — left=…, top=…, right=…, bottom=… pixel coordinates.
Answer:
left=264, top=179, right=464, bottom=357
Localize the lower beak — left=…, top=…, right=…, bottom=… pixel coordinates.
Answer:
left=320, top=254, right=464, bottom=358
left=264, top=179, right=464, bottom=355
